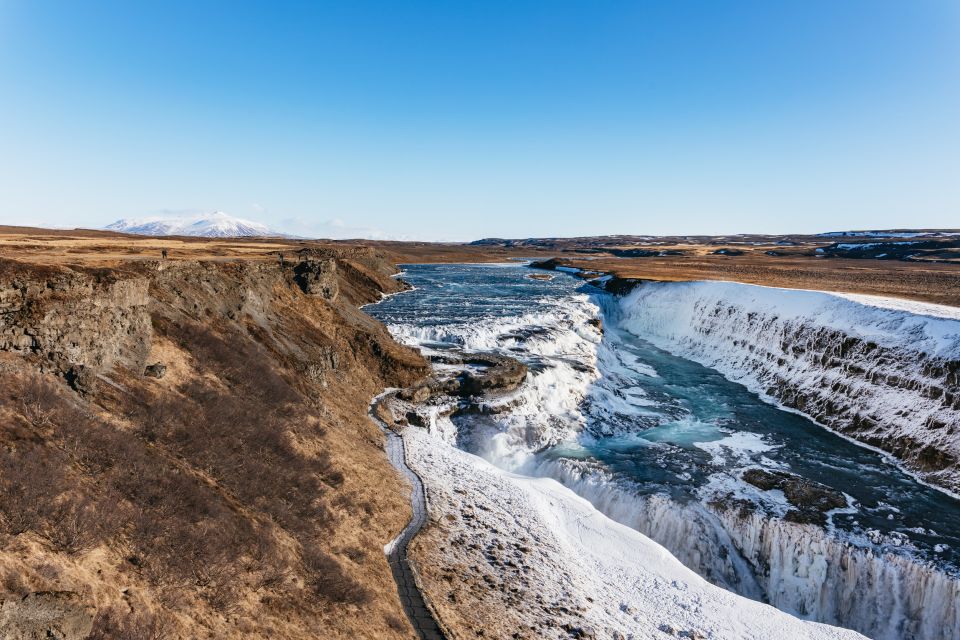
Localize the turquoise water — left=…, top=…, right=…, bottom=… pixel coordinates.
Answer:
left=369, top=263, right=960, bottom=573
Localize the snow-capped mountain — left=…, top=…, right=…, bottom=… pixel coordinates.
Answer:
left=104, top=212, right=282, bottom=238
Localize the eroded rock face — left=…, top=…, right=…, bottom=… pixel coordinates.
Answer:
left=619, top=281, right=960, bottom=493
left=0, top=261, right=152, bottom=385
left=293, top=255, right=339, bottom=300
left=0, top=591, right=94, bottom=640
left=0, top=254, right=422, bottom=398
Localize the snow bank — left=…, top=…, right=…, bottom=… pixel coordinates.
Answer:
left=405, top=427, right=865, bottom=639
left=618, top=281, right=960, bottom=493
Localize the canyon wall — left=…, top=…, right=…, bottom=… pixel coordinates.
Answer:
left=0, top=249, right=428, bottom=639
left=616, top=281, right=960, bottom=494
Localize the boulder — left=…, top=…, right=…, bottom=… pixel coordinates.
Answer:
left=144, top=362, right=167, bottom=379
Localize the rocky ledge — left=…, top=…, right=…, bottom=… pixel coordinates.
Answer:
left=374, top=351, right=529, bottom=432
left=742, top=468, right=848, bottom=526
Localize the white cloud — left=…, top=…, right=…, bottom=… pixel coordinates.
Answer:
left=277, top=216, right=391, bottom=240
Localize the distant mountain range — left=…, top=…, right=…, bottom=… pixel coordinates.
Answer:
left=104, top=212, right=284, bottom=238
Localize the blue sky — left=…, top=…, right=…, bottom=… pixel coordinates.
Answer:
left=1, top=1, right=958, bottom=240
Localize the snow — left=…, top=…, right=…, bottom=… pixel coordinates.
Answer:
left=834, top=242, right=918, bottom=250
left=104, top=211, right=282, bottom=237
left=819, top=231, right=927, bottom=238
left=832, top=292, right=960, bottom=320
left=693, top=431, right=779, bottom=466
left=523, top=452, right=960, bottom=640
left=405, top=426, right=865, bottom=639
left=617, top=280, right=960, bottom=492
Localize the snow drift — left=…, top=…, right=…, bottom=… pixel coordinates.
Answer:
left=617, top=281, right=960, bottom=493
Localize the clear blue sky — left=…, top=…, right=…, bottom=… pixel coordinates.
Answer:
left=1, top=1, right=958, bottom=240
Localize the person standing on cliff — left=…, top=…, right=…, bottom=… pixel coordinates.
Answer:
left=161, top=248, right=168, bottom=260
left=278, top=251, right=284, bottom=268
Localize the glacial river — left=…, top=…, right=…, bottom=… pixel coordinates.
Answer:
left=368, top=262, right=960, bottom=640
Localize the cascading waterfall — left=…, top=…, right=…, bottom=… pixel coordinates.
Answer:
left=368, top=264, right=960, bottom=640
left=616, top=280, right=960, bottom=494
left=524, top=455, right=960, bottom=640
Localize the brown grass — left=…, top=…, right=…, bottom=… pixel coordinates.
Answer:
left=0, top=253, right=423, bottom=638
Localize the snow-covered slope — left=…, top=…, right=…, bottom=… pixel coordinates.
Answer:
left=617, top=281, right=960, bottom=493
left=405, top=427, right=865, bottom=639
left=104, top=211, right=281, bottom=237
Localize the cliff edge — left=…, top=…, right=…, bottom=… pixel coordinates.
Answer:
left=0, top=248, right=428, bottom=638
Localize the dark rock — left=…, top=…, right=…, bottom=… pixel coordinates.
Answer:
left=742, top=468, right=846, bottom=526
left=143, top=362, right=167, bottom=379
left=601, top=277, right=642, bottom=296
left=293, top=256, right=339, bottom=300
left=528, top=258, right=564, bottom=271
left=64, top=364, right=96, bottom=395
left=458, top=355, right=528, bottom=397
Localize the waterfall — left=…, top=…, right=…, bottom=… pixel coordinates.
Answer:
left=525, top=456, right=960, bottom=640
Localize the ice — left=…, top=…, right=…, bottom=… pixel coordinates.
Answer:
left=617, top=280, right=960, bottom=493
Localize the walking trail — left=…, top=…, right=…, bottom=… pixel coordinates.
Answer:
left=371, top=402, right=447, bottom=640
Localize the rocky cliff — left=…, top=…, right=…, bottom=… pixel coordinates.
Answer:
left=0, top=248, right=429, bottom=639
left=617, top=280, right=960, bottom=494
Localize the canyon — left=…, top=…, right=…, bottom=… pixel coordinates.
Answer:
left=0, top=227, right=958, bottom=639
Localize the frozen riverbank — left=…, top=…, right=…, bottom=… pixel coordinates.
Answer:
left=617, top=280, right=960, bottom=494
left=404, top=427, right=865, bottom=640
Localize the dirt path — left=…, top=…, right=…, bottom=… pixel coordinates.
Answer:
left=371, top=403, right=447, bottom=640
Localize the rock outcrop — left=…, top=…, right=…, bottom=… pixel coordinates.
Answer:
left=742, top=469, right=847, bottom=525
left=293, top=252, right=339, bottom=300
left=0, top=261, right=151, bottom=385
